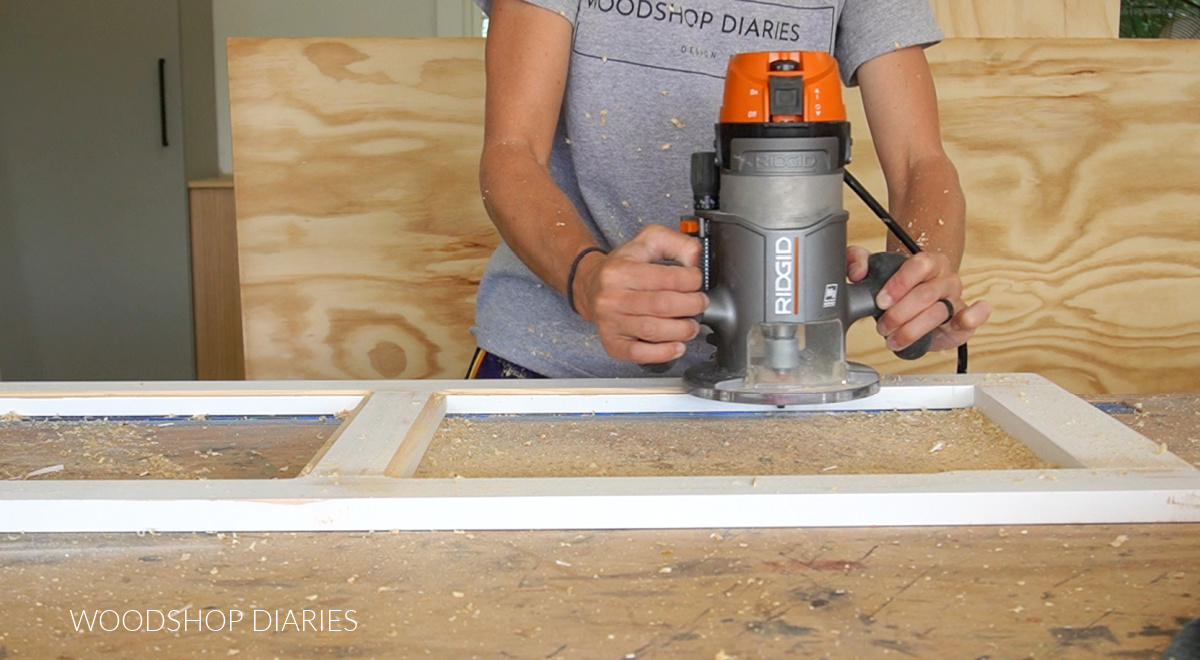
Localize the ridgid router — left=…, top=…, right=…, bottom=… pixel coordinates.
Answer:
left=682, top=51, right=934, bottom=406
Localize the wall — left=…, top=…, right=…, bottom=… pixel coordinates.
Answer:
left=179, top=0, right=220, bottom=180
left=211, top=0, right=448, bottom=175
left=0, top=153, right=37, bottom=381
left=0, top=0, right=194, bottom=381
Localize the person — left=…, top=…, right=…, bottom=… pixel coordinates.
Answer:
left=466, top=0, right=992, bottom=380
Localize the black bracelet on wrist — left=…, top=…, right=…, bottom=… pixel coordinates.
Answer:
left=566, top=246, right=607, bottom=315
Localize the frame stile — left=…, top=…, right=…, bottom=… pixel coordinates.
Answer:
left=975, top=377, right=1195, bottom=470
left=973, top=384, right=1086, bottom=469
left=307, top=391, right=434, bottom=477
left=385, top=393, right=448, bottom=478
left=298, top=394, right=371, bottom=476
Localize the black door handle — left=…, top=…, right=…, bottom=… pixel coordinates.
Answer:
left=158, top=58, right=168, bottom=147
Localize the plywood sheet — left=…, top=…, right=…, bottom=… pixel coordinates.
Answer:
left=843, top=39, right=1200, bottom=394
left=230, top=38, right=1200, bottom=394
left=229, top=38, right=494, bottom=380
left=932, top=0, right=1120, bottom=38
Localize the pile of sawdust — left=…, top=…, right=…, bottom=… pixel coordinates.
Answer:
left=415, top=409, right=1054, bottom=478
left=0, top=417, right=338, bottom=480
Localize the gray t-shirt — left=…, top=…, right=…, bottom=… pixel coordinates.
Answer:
left=473, top=0, right=942, bottom=378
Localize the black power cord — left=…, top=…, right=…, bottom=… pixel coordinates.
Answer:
left=843, top=170, right=969, bottom=375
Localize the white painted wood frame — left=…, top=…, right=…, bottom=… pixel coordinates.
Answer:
left=1, top=374, right=1197, bottom=532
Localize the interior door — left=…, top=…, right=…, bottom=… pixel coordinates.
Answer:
left=0, top=0, right=194, bottom=380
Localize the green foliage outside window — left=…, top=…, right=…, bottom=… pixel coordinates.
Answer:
left=1121, top=0, right=1200, bottom=37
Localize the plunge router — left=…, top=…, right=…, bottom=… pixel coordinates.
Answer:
left=682, top=51, right=932, bottom=406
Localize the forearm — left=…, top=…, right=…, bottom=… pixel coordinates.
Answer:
left=846, top=47, right=989, bottom=352
left=480, top=141, right=599, bottom=298
left=479, top=0, right=594, bottom=302
left=886, top=154, right=965, bottom=271
left=479, top=138, right=706, bottom=363
left=856, top=46, right=965, bottom=271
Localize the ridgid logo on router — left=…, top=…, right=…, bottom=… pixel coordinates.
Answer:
left=69, top=608, right=358, bottom=633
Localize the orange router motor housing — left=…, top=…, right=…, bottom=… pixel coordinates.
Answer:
left=719, top=51, right=846, bottom=124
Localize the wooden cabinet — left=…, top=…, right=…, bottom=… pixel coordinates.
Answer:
left=188, top=178, right=243, bottom=380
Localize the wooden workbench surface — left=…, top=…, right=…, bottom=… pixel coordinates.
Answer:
left=2, top=395, right=1197, bottom=659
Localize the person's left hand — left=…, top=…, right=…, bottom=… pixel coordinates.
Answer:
left=847, top=246, right=992, bottom=353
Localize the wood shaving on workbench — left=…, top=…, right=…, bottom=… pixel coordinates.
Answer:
left=415, top=408, right=1054, bottom=478
left=0, top=417, right=339, bottom=480
left=1100, top=395, right=1200, bottom=466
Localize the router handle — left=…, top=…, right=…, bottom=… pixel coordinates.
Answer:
left=853, top=251, right=933, bottom=361
left=640, top=258, right=703, bottom=374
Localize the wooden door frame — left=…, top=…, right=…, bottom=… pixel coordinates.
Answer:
left=2, top=374, right=1197, bottom=532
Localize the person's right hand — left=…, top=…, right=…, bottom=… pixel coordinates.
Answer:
left=572, top=224, right=708, bottom=364
left=846, top=245, right=991, bottom=353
